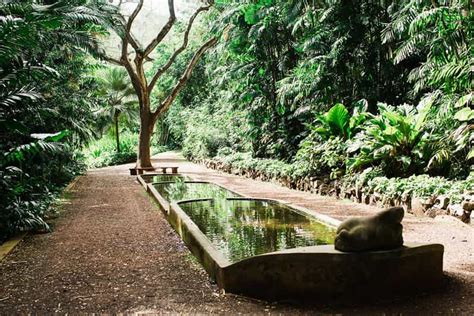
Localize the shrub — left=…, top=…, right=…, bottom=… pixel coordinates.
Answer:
left=1, top=139, right=84, bottom=242
left=312, top=101, right=368, bottom=140
left=341, top=171, right=473, bottom=204
left=347, top=101, right=435, bottom=177
left=294, top=135, right=347, bottom=179
left=83, top=132, right=166, bottom=168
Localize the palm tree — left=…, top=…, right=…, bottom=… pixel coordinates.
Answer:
left=95, top=67, right=137, bottom=153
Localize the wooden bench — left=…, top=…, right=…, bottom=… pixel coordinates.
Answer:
left=158, top=167, right=179, bottom=174
left=130, top=166, right=179, bottom=175
left=129, top=167, right=156, bottom=175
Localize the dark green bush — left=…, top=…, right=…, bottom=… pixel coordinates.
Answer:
left=0, top=1, right=116, bottom=240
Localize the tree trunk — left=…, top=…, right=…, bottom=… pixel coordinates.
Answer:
left=115, top=111, right=120, bottom=153
left=136, top=100, right=155, bottom=168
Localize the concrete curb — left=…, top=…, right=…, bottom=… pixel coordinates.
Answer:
left=0, top=175, right=81, bottom=262
left=64, top=175, right=81, bottom=192
left=0, top=233, right=27, bottom=261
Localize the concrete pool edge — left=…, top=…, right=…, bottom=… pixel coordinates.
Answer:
left=169, top=198, right=444, bottom=300
left=220, top=242, right=444, bottom=300
left=142, top=176, right=444, bottom=300
left=137, top=173, right=188, bottom=190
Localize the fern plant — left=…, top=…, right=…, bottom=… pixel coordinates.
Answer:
left=0, top=0, right=116, bottom=240
left=385, top=0, right=472, bottom=106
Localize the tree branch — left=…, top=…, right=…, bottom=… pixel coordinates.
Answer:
left=147, top=3, right=213, bottom=93
left=116, top=1, right=144, bottom=91
left=121, top=0, right=143, bottom=60
left=124, top=0, right=143, bottom=51
left=102, top=55, right=123, bottom=66
left=125, top=0, right=144, bottom=35
left=153, top=37, right=218, bottom=118
left=127, top=33, right=140, bottom=51
left=143, top=0, right=176, bottom=57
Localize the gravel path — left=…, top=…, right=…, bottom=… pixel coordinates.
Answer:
left=0, top=151, right=472, bottom=314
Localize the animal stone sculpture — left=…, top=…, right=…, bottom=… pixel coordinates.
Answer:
left=335, top=207, right=404, bottom=252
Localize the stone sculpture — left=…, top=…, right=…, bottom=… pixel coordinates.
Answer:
left=335, top=207, right=404, bottom=252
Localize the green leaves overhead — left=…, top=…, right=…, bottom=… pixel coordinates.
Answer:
left=242, top=0, right=274, bottom=25
left=386, top=0, right=473, bottom=110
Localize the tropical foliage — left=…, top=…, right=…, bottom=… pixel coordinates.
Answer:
left=1, top=0, right=473, bottom=239
left=93, top=66, right=138, bottom=153
left=82, top=131, right=167, bottom=169
left=0, top=0, right=116, bottom=241
left=160, top=0, right=472, bottom=205
left=168, top=0, right=472, bottom=174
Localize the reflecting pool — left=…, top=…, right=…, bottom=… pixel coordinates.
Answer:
left=152, top=181, right=240, bottom=202
left=141, top=174, right=190, bottom=183
left=179, top=199, right=336, bottom=263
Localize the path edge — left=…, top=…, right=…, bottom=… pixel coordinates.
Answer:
left=0, top=175, right=81, bottom=262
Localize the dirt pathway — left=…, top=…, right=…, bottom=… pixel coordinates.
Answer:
left=0, top=152, right=472, bottom=314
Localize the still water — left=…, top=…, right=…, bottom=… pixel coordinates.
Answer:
left=179, top=199, right=336, bottom=263
left=141, top=174, right=190, bottom=183
left=152, top=181, right=240, bottom=202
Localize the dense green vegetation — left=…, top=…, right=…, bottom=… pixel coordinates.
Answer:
left=83, top=131, right=167, bottom=168
left=0, top=0, right=117, bottom=241
left=162, top=1, right=472, bottom=180
left=1, top=0, right=472, bottom=240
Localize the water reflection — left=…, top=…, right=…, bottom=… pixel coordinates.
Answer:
left=180, top=199, right=336, bottom=263
left=141, top=174, right=190, bottom=183
left=152, top=182, right=240, bottom=202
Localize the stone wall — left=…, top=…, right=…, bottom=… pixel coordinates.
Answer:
left=192, top=158, right=474, bottom=224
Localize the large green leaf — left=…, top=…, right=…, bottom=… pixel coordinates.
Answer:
left=326, top=103, right=349, bottom=138
left=467, top=148, right=474, bottom=160
left=414, top=94, right=434, bottom=131
left=455, top=93, right=473, bottom=108
left=454, top=107, right=474, bottom=122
